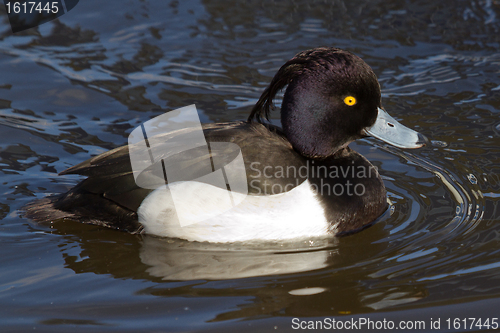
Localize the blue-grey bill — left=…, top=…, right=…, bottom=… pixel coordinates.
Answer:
left=363, top=107, right=425, bottom=149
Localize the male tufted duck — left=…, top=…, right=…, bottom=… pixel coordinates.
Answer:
left=24, top=47, right=426, bottom=243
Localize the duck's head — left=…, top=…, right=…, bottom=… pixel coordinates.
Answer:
left=248, top=47, right=426, bottom=158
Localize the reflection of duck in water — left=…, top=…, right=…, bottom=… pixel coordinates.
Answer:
left=48, top=223, right=425, bottom=309
left=25, top=47, right=426, bottom=242
left=140, top=236, right=335, bottom=280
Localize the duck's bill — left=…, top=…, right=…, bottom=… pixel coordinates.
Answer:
left=363, top=107, right=427, bottom=149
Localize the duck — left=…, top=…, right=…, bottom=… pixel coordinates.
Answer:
left=24, top=47, right=426, bottom=243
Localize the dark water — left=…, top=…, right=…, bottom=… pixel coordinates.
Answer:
left=1, top=0, right=500, bottom=332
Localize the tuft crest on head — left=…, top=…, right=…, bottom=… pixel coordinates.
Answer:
left=248, top=47, right=374, bottom=123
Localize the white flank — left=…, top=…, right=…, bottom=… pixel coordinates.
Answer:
left=137, top=180, right=331, bottom=243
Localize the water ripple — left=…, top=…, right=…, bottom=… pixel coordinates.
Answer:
left=386, top=145, right=485, bottom=240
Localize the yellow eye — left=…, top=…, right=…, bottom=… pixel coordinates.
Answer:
left=344, top=96, right=357, bottom=106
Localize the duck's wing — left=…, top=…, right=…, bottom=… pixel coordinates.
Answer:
left=62, top=121, right=307, bottom=202
left=57, top=124, right=241, bottom=212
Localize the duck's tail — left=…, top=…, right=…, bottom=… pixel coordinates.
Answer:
left=22, top=188, right=143, bottom=234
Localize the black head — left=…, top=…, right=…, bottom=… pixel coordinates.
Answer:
left=248, top=47, right=382, bottom=159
